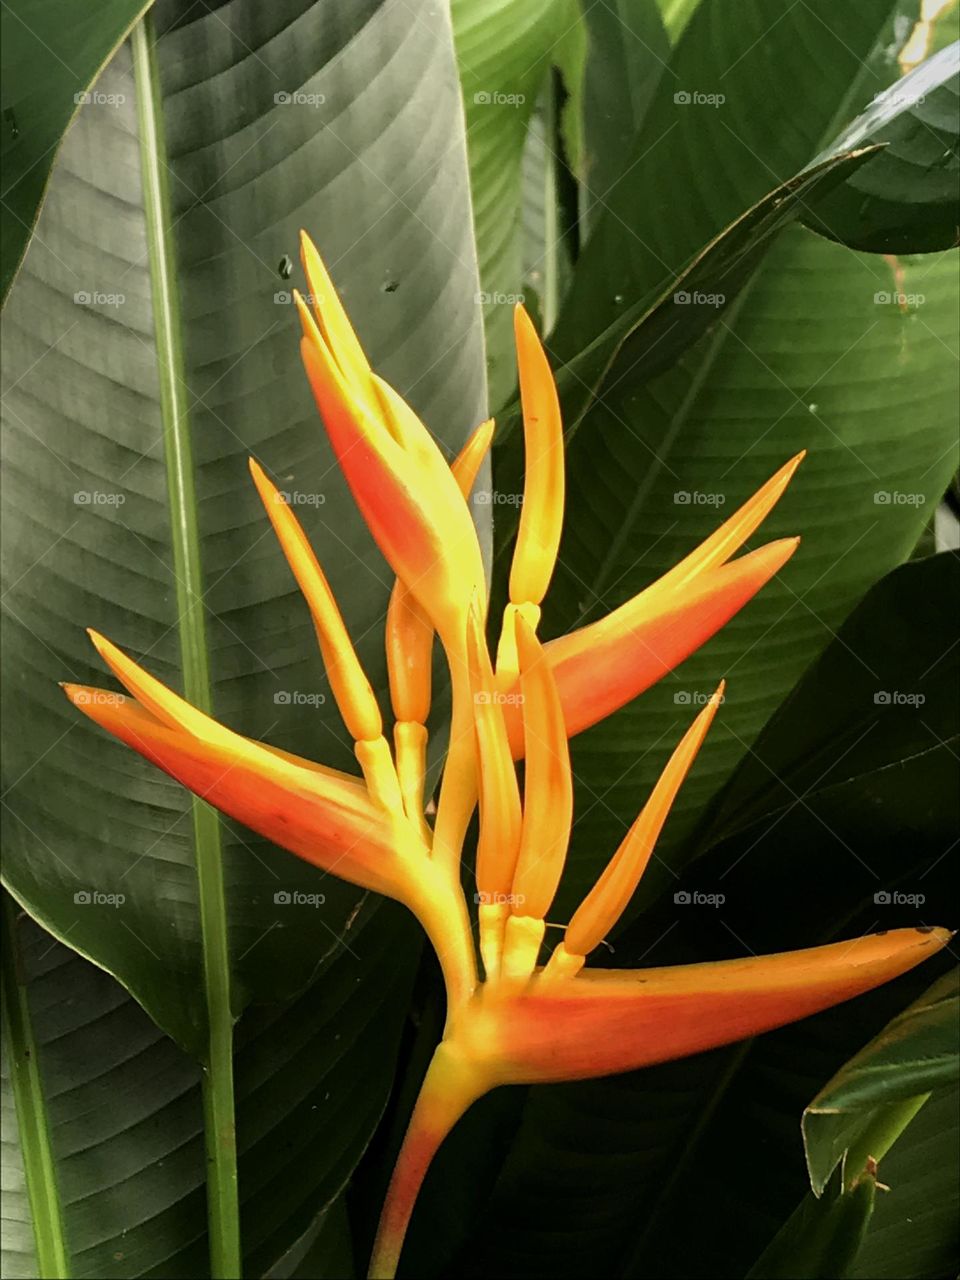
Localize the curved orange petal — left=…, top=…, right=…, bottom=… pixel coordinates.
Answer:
left=62, top=685, right=405, bottom=899
left=472, top=929, right=953, bottom=1084
left=503, top=537, right=798, bottom=753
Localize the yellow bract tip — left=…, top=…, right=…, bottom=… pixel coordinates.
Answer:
left=509, top=307, right=564, bottom=610
left=298, top=233, right=371, bottom=392
left=564, top=682, right=723, bottom=958
left=452, top=418, right=495, bottom=500
left=249, top=458, right=382, bottom=744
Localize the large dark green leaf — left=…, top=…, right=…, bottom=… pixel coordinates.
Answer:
left=1, top=899, right=414, bottom=1278
left=1, top=0, right=486, bottom=1055
left=550, top=0, right=906, bottom=360
left=701, top=551, right=960, bottom=873
left=746, top=1172, right=877, bottom=1280
left=573, top=0, right=671, bottom=237
left=803, top=969, right=959, bottom=1195
left=849, top=1083, right=959, bottom=1279
left=0, top=0, right=152, bottom=302
left=802, top=41, right=960, bottom=253
left=452, top=0, right=575, bottom=403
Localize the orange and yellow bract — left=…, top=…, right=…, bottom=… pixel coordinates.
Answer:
left=64, top=231, right=951, bottom=1280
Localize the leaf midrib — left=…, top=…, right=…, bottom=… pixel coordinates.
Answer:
left=131, top=17, right=240, bottom=1278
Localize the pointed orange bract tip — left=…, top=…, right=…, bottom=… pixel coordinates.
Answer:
left=482, top=928, right=953, bottom=1085
left=502, top=535, right=799, bottom=752
left=564, top=683, right=723, bottom=958
left=249, top=457, right=382, bottom=744
left=63, top=680, right=403, bottom=899
left=452, top=418, right=495, bottom=499
left=510, top=305, right=564, bottom=609
left=509, top=614, right=573, bottom=922
left=299, top=231, right=371, bottom=391
left=661, top=452, right=805, bottom=591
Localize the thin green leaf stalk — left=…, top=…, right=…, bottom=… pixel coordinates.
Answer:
left=131, top=17, right=241, bottom=1277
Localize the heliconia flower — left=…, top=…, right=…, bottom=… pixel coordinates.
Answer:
left=62, top=236, right=951, bottom=1280
left=295, top=230, right=485, bottom=654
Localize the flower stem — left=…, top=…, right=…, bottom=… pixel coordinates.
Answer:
left=368, top=1043, right=488, bottom=1279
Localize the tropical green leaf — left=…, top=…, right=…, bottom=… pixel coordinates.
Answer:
left=0, top=898, right=414, bottom=1278
left=549, top=0, right=906, bottom=362
left=452, top=0, right=575, bottom=403
left=702, top=551, right=960, bottom=866
left=802, top=42, right=960, bottom=253
left=803, top=969, right=959, bottom=1195
left=746, top=1172, right=877, bottom=1280
left=0, top=0, right=153, bottom=302
left=849, top=1083, right=959, bottom=1279
left=573, top=0, right=671, bottom=236
left=540, top=229, right=958, bottom=918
